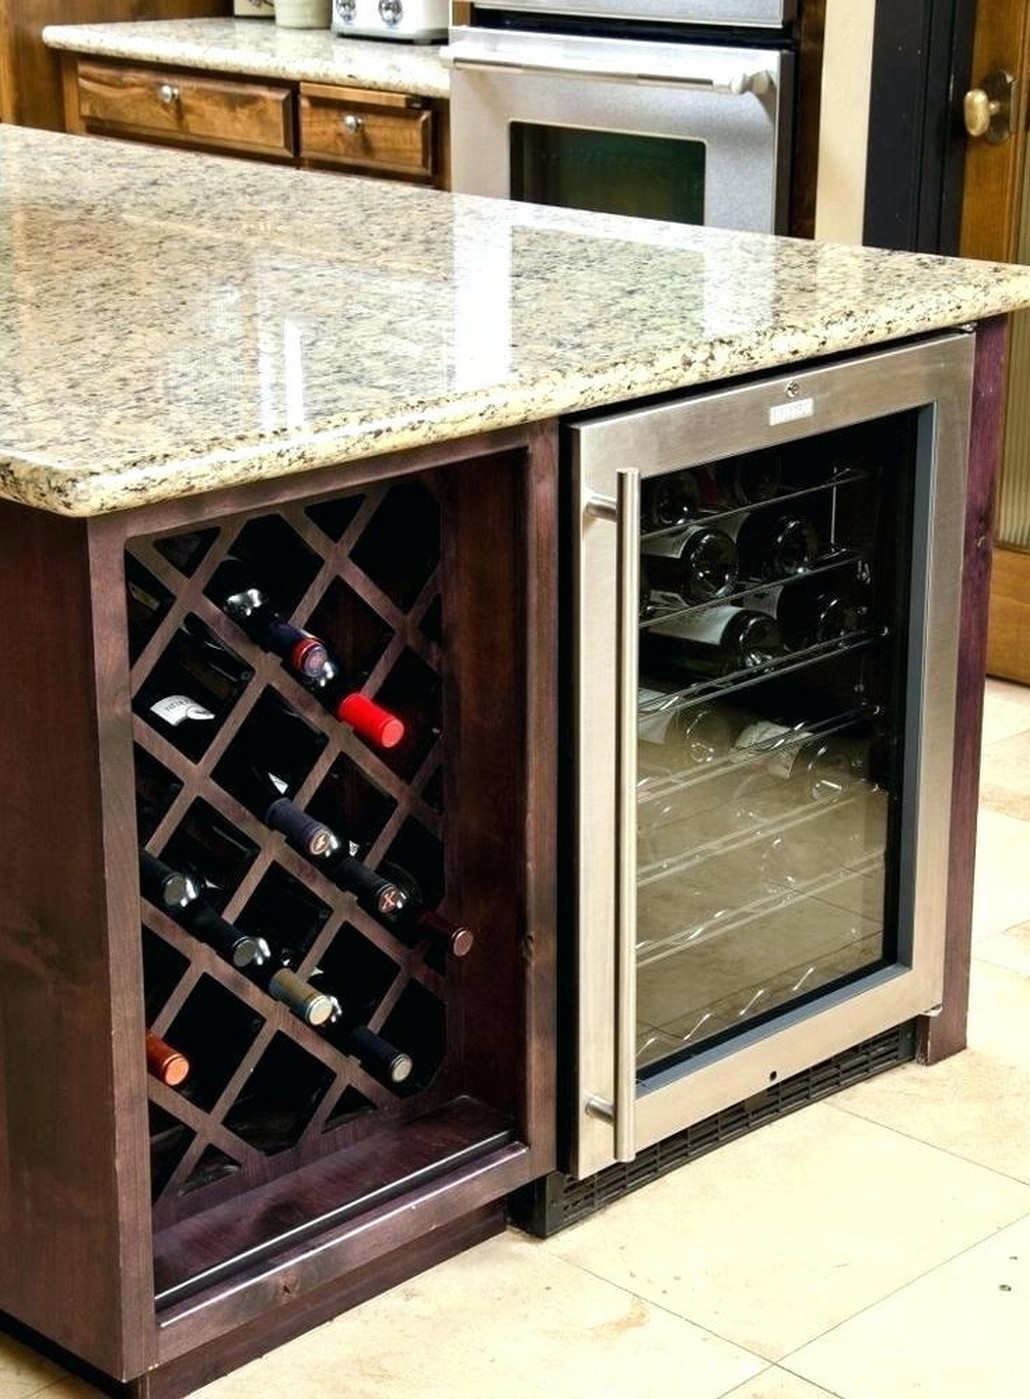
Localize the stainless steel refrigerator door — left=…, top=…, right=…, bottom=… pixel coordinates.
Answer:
left=570, top=333, right=975, bottom=1179
left=446, top=30, right=789, bottom=234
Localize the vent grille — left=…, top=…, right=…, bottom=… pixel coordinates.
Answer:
left=513, top=1021, right=916, bottom=1237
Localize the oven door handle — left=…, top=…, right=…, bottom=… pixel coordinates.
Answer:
left=585, top=468, right=640, bottom=1164
left=444, top=49, right=772, bottom=96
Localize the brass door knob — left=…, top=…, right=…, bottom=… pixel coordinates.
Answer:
left=964, top=70, right=1015, bottom=144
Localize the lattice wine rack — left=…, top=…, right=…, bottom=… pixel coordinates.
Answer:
left=131, top=477, right=462, bottom=1226
left=0, top=429, right=555, bottom=1393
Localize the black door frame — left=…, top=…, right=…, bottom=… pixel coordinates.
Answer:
left=863, top=0, right=978, bottom=254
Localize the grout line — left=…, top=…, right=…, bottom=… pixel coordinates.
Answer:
left=822, top=1095, right=1030, bottom=1195
left=770, top=1209, right=1030, bottom=1377
left=717, top=1364, right=844, bottom=1399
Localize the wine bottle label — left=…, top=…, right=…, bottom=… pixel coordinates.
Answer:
left=127, top=579, right=163, bottom=613
left=150, top=694, right=215, bottom=726
left=732, top=720, right=810, bottom=779
left=638, top=688, right=676, bottom=743
left=652, top=606, right=740, bottom=647
left=225, top=586, right=264, bottom=620
left=641, top=525, right=708, bottom=560
left=268, top=771, right=289, bottom=795
left=748, top=585, right=784, bottom=619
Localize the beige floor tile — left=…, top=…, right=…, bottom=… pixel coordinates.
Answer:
left=721, top=1369, right=838, bottom=1398
left=828, top=1049, right=1030, bottom=1185
left=785, top=1211, right=1030, bottom=1398
left=971, top=809, right=1030, bottom=941
left=193, top=1230, right=764, bottom=1399
left=979, top=729, right=1030, bottom=821
left=967, top=958, right=1030, bottom=1068
left=975, top=920, right=1030, bottom=978
left=544, top=1102, right=1030, bottom=1362
left=0, top=1335, right=64, bottom=1399
left=32, top=1380, right=103, bottom=1399
left=981, top=678, right=1030, bottom=747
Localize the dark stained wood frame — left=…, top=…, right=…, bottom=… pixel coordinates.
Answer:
left=0, top=421, right=557, bottom=1394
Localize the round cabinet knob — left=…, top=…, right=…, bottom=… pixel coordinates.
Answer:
left=157, top=83, right=181, bottom=107
left=335, top=0, right=356, bottom=19
left=964, top=88, right=996, bottom=138
left=379, top=0, right=403, bottom=25
left=963, top=70, right=1014, bottom=144
left=342, top=112, right=364, bottom=135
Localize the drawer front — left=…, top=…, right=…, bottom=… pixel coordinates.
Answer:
left=299, top=84, right=435, bottom=182
left=76, top=62, right=293, bottom=160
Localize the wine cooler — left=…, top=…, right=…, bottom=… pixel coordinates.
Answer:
left=569, top=333, right=974, bottom=1179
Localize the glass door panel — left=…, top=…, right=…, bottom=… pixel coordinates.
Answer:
left=634, top=413, right=917, bottom=1076
left=511, top=123, right=707, bottom=225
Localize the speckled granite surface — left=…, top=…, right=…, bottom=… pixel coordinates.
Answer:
left=43, top=17, right=449, bottom=99
left=3, top=125, right=1030, bottom=518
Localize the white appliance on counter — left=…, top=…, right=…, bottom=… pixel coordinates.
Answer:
left=445, top=0, right=795, bottom=232
left=331, top=0, right=449, bottom=42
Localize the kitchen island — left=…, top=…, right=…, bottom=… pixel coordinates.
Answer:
left=2, top=124, right=1030, bottom=1398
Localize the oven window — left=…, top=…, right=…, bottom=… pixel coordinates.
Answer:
left=510, top=123, right=706, bottom=225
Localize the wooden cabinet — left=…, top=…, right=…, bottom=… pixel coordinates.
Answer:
left=0, top=424, right=556, bottom=1395
left=0, top=3, right=231, bottom=131
left=60, top=54, right=450, bottom=187
left=299, top=81, right=436, bottom=183
left=75, top=60, right=293, bottom=160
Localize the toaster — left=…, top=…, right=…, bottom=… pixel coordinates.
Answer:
left=331, top=0, right=449, bottom=42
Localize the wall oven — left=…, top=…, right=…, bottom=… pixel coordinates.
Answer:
left=568, top=332, right=973, bottom=1179
left=445, top=1, right=796, bottom=233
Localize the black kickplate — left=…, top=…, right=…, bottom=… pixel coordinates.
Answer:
left=510, top=1021, right=916, bottom=1238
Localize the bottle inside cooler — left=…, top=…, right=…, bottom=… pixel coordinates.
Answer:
left=635, top=418, right=914, bottom=1075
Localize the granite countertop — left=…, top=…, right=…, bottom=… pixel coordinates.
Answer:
left=43, top=17, right=449, bottom=100
left=4, top=125, right=1030, bottom=518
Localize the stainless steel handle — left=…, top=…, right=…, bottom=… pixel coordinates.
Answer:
left=342, top=113, right=364, bottom=134
left=157, top=83, right=181, bottom=106
left=446, top=51, right=770, bottom=95
left=613, top=467, right=640, bottom=1163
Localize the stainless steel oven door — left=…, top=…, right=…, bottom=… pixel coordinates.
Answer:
left=469, top=0, right=795, bottom=24
left=446, top=28, right=791, bottom=233
left=568, top=334, right=975, bottom=1179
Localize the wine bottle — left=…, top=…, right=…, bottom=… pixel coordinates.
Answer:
left=135, top=619, right=253, bottom=762
left=722, top=509, right=819, bottom=581
left=640, top=473, right=701, bottom=532
left=248, top=961, right=337, bottom=1027
left=301, top=659, right=404, bottom=752
left=749, top=573, right=871, bottom=650
left=722, top=452, right=782, bottom=506
left=125, top=556, right=170, bottom=662
left=640, top=525, right=738, bottom=609
left=219, top=757, right=341, bottom=860
left=139, top=850, right=192, bottom=910
left=638, top=695, right=738, bottom=769
left=139, top=851, right=269, bottom=969
left=215, top=560, right=328, bottom=679
left=374, top=862, right=474, bottom=959
left=649, top=607, right=783, bottom=679
left=732, top=719, right=870, bottom=799
left=327, top=849, right=408, bottom=915
left=324, top=1014, right=412, bottom=1085
left=146, top=1031, right=189, bottom=1087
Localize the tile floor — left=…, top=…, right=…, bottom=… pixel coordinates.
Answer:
left=4, top=679, right=1030, bottom=1399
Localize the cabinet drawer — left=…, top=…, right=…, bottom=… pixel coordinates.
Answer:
left=76, top=62, right=293, bottom=161
left=299, top=83, right=435, bottom=182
